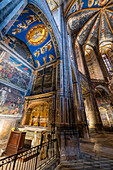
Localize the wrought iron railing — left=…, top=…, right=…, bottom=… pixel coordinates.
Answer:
left=0, top=139, right=59, bottom=170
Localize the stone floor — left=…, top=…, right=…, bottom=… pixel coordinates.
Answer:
left=55, top=158, right=113, bottom=170
left=80, top=131, right=113, bottom=159
left=55, top=131, right=113, bottom=170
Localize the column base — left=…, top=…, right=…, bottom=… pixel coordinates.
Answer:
left=77, top=123, right=89, bottom=138
left=96, top=123, right=103, bottom=131
left=89, top=123, right=103, bottom=133
left=57, top=125, right=81, bottom=161
left=89, top=128, right=97, bottom=133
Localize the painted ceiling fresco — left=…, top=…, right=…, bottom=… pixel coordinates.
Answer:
left=8, top=7, right=57, bottom=68
left=68, top=0, right=109, bottom=17
left=2, top=35, right=35, bottom=66
left=67, top=0, right=113, bottom=55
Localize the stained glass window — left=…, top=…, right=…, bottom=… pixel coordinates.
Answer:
left=102, top=54, right=112, bottom=74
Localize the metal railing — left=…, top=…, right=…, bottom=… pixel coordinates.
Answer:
left=0, top=139, right=59, bottom=170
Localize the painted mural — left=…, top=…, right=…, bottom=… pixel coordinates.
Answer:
left=85, top=15, right=100, bottom=47
left=0, top=48, right=32, bottom=90
left=95, top=87, right=113, bottom=126
left=0, top=120, right=15, bottom=141
left=77, top=13, right=98, bottom=45
left=100, top=14, right=112, bottom=43
left=68, top=0, right=109, bottom=17
left=79, top=72, right=90, bottom=96
left=106, top=8, right=113, bottom=31
left=8, top=7, right=57, bottom=68
left=2, top=35, right=34, bottom=66
left=0, top=119, right=16, bottom=150
left=68, top=9, right=99, bottom=33
left=0, top=83, right=25, bottom=115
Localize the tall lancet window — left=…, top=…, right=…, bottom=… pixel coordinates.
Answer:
left=102, top=53, right=112, bottom=74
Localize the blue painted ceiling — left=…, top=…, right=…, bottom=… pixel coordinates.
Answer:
left=68, top=0, right=109, bottom=16
left=67, top=0, right=113, bottom=53
left=8, top=7, right=56, bottom=68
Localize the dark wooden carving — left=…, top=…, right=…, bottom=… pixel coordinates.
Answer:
left=5, top=131, right=26, bottom=155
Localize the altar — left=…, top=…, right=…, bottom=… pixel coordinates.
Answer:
left=19, top=93, right=55, bottom=147
left=19, top=126, right=50, bottom=147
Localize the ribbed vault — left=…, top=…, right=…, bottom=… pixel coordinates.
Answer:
left=66, top=0, right=113, bottom=75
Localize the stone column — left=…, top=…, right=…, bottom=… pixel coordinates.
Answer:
left=78, top=43, right=103, bottom=131
left=55, top=3, right=81, bottom=161
left=84, top=95, right=98, bottom=129
left=70, top=37, right=89, bottom=138
left=94, top=47, right=109, bottom=82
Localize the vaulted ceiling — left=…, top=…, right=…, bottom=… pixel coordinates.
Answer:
left=66, top=0, right=113, bottom=56
left=47, top=0, right=58, bottom=11
left=7, top=5, right=57, bottom=68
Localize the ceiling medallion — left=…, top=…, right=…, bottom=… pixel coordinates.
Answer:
left=26, top=25, right=48, bottom=45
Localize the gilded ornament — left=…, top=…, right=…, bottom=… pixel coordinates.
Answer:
left=26, top=25, right=48, bottom=45
left=88, top=0, right=94, bottom=7
left=99, top=0, right=108, bottom=6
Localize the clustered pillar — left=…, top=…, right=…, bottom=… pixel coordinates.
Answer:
left=78, top=43, right=103, bottom=131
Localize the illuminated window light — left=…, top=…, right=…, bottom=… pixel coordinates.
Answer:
left=102, top=54, right=112, bottom=74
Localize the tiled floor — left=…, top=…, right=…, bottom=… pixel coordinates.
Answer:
left=55, top=132, right=113, bottom=170
left=80, top=132, right=113, bottom=159
left=55, top=158, right=113, bottom=169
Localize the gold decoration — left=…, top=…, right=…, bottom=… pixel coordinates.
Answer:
left=49, top=54, right=55, bottom=61
left=26, top=25, right=48, bottom=45
left=35, top=60, right=40, bottom=67
left=34, top=51, right=40, bottom=57
left=99, top=0, right=108, bottom=6
left=12, top=28, right=21, bottom=35
left=88, top=0, right=94, bottom=7
left=43, top=55, right=47, bottom=64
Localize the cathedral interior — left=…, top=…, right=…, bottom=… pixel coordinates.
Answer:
left=0, top=0, right=113, bottom=169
